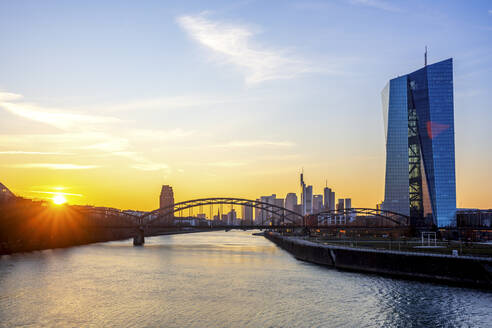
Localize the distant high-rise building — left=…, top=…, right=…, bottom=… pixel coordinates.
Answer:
left=242, top=205, right=253, bottom=224
left=323, top=187, right=331, bottom=210
left=313, top=195, right=323, bottom=213
left=257, top=194, right=284, bottom=224
left=329, top=191, right=335, bottom=211
left=382, top=58, right=456, bottom=227
left=285, top=193, right=297, bottom=213
left=159, top=185, right=174, bottom=223
left=345, top=198, right=352, bottom=209
left=337, top=199, right=344, bottom=212
left=227, top=209, right=237, bottom=225
left=255, top=199, right=262, bottom=225
left=305, top=186, right=313, bottom=214
left=300, top=171, right=307, bottom=215
left=159, top=185, right=174, bottom=209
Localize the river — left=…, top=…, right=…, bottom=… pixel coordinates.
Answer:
left=0, top=230, right=490, bottom=327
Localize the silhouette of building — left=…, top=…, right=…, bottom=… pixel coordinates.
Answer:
left=159, top=185, right=174, bottom=223
left=242, top=205, right=253, bottom=224
left=227, top=209, right=237, bottom=225
left=285, top=193, right=297, bottom=213
left=323, top=187, right=331, bottom=210
left=159, top=185, right=174, bottom=209
left=305, top=186, right=313, bottom=214
left=0, top=183, right=15, bottom=203
left=313, top=195, right=323, bottom=213
left=337, top=199, right=344, bottom=212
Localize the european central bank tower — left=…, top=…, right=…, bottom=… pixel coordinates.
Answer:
left=382, top=58, right=456, bottom=227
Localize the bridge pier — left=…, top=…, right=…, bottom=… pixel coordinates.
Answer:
left=133, top=228, right=145, bottom=246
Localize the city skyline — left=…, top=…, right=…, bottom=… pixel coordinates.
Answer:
left=1, top=1, right=491, bottom=211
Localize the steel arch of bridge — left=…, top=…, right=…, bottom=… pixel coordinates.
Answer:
left=79, top=207, right=140, bottom=223
left=140, top=197, right=304, bottom=226
left=313, top=208, right=410, bottom=226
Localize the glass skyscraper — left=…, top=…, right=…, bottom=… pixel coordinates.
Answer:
left=382, top=58, right=456, bottom=227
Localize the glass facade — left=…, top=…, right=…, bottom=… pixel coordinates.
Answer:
left=382, top=59, right=456, bottom=227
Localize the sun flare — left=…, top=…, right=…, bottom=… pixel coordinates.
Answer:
left=53, top=194, right=67, bottom=205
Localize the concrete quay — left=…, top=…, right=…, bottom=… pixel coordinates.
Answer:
left=265, top=232, right=492, bottom=289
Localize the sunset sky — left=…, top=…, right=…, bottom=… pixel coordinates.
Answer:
left=1, top=0, right=491, bottom=211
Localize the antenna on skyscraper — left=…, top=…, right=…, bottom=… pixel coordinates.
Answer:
left=424, top=46, right=428, bottom=66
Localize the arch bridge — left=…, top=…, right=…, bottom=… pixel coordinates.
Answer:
left=81, top=198, right=410, bottom=245
left=141, top=197, right=304, bottom=226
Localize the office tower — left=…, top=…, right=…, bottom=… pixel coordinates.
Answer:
left=255, top=199, right=262, bottom=225
left=227, top=209, right=237, bottom=225
left=159, top=185, right=174, bottom=224
left=305, top=186, right=313, bottom=214
left=159, top=185, right=174, bottom=209
left=323, top=187, right=331, bottom=210
left=345, top=198, right=352, bottom=209
left=329, top=191, right=335, bottom=211
left=242, top=205, right=253, bottom=224
left=337, top=199, right=344, bottom=212
left=313, top=195, right=323, bottom=213
left=382, top=58, right=456, bottom=227
left=285, top=193, right=298, bottom=213
left=300, top=171, right=307, bottom=215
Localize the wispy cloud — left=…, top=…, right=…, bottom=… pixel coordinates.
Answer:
left=29, top=190, right=83, bottom=197
left=0, top=91, right=196, bottom=174
left=177, top=13, right=314, bottom=84
left=0, top=91, right=23, bottom=101
left=0, top=101, right=119, bottom=131
left=0, top=151, right=69, bottom=155
left=211, top=140, right=295, bottom=148
left=349, top=0, right=400, bottom=12
left=8, top=163, right=99, bottom=170
left=489, top=9, right=492, bottom=15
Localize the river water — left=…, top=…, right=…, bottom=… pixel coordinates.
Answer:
left=0, top=230, right=490, bottom=327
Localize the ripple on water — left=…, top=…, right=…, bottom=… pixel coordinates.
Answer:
left=0, top=231, right=491, bottom=328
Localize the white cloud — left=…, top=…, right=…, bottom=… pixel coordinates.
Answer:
left=0, top=151, right=69, bottom=155
left=177, top=14, right=314, bottom=84
left=349, top=0, right=400, bottom=12
left=489, top=9, right=492, bottom=15
left=9, top=163, right=99, bottom=170
left=0, top=101, right=119, bottom=131
left=29, top=190, right=83, bottom=197
left=211, top=140, right=295, bottom=148
left=0, top=91, right=23, bottom=101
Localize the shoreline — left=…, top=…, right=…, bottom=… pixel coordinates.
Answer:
left=264, top=232, right=492, bottom=289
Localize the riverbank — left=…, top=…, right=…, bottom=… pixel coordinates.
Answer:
left=0, top=227, right=218, bottom=255
left=265, top=232, right=492, bottom=289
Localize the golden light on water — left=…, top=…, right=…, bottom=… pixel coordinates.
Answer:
left=53, top=194, right=67, bottom=205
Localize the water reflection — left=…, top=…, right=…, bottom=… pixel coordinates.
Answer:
left=0, top=230, right=490, bottom=327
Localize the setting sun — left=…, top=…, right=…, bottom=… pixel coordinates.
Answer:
left=53, top=194, right=67, bottom=205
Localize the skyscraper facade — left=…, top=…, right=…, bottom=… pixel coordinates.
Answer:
left=159, top=185, right=175, bottom=224
left=305, top=186, right=313, bottom=215
left=313, top=195, right=323, bottom=213
left=159, top=185, right=174, bottom=209
left=242, top=205, right=253, bottom=224
left=285, top=193, right=297, bottom=213
left=323, top=187, right=331, bottom=210
left=382, top=58, right=456, bottom=227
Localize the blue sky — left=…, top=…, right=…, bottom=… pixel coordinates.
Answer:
left=0, top=0, right=491, bottom=210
